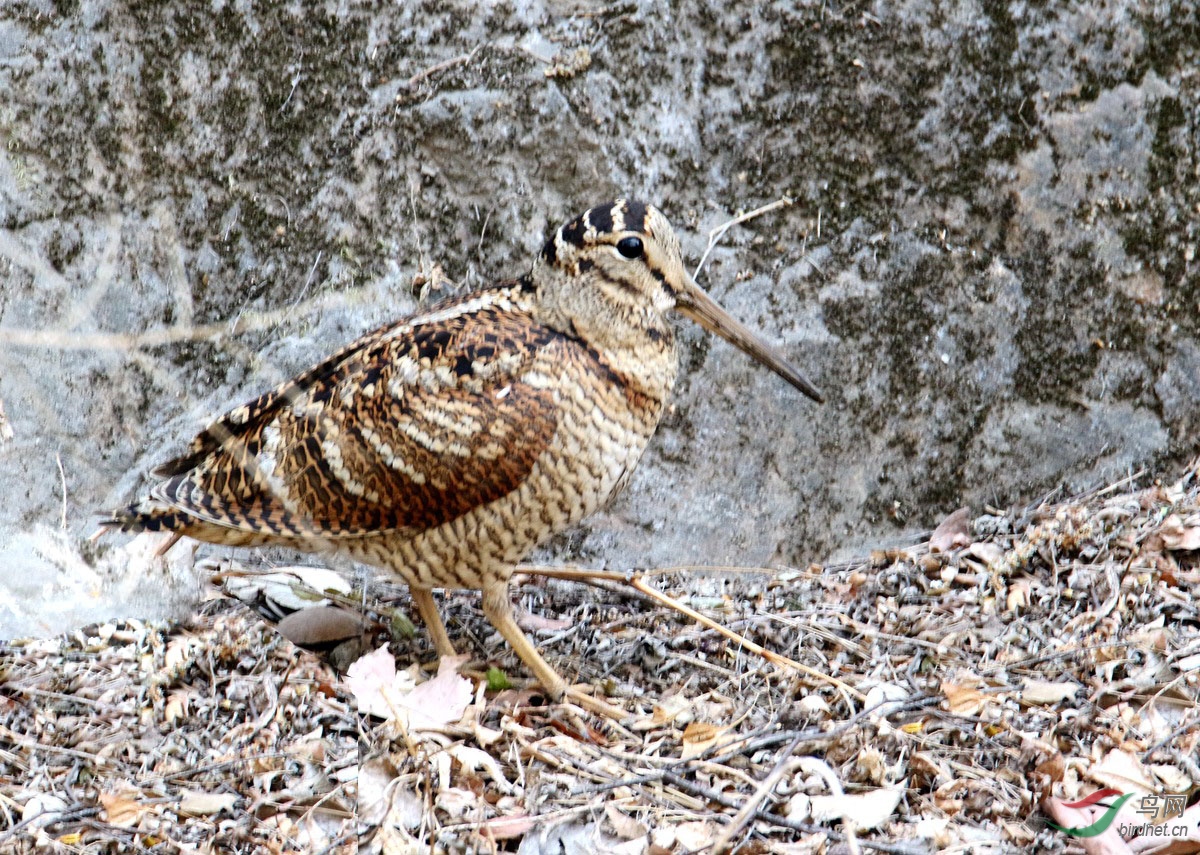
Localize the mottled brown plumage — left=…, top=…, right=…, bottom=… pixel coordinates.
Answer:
left=104, top=199, right=821, bottom=701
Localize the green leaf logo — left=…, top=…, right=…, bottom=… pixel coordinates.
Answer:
left=1047, top=790, right=1135, bottom=837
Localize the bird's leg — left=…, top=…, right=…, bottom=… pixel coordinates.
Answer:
left=481, top=579, right=568, bottom=702
left=409, top=586, right=457, bottom=657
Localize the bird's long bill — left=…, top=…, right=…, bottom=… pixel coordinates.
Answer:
left=676, top=278, right=824, bottom=403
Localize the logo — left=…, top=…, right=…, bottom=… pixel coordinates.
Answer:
left=1049, top=790, right=1189, bottom=839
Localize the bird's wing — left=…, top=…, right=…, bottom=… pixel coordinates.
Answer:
left=149, top=282, right=563, bottom=538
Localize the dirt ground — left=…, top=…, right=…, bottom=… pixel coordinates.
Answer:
left=2, top=460, right=1197, bottom=853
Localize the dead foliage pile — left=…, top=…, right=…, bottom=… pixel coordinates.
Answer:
left=2, top=461, right=1198, bottom=853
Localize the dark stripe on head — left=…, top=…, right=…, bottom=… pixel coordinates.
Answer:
left=622, top=199, right=649, bottom=234
left=559, top=216, right=588, bottom=248
left=649, top=266, right=674, bottom=296
left=587, top=203, right=615, bottom=235
left=540, top=237, right=557, bottom=265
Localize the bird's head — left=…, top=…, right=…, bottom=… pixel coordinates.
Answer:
left=531, top=198, right=823, bottom=402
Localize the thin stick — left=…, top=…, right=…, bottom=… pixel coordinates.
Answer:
left=55, top=452, right=67, bottom=529
left=2, top=289, right=363, bottom=352
left=563, top=686, right=629, bottom=720
left=693, top=197, right=793, bottom=280
left=402, top=45, right=483, bottom=89
left=710, top=734, right=804, bottom=855
left=628, top=576, right=864, bottom=700
left=517, top=563, right=865, bottom=700
left=658, top=769, right=928, bottom=855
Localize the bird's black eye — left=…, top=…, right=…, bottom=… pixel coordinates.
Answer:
left=616, top=236, right=644, bottom=259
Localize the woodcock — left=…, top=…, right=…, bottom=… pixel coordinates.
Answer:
left=104, top=199, right=823, bottom=701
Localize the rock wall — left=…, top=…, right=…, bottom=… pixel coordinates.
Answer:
left=1, top=0, right=1197, bottom=637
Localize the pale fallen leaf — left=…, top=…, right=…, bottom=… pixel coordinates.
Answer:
left=517, top=611, right=573, bottom=632
left=516, top=822, right=630, bottom=854
left=864, top=682, right=909, bottom=716
left=675, top=821, right=721, bottom=850
left=472, top=721, right=505, bottom=747
left=218, top=565, right=352, bottom=612
left=605, top=802, right=647, bottom=840
left=1089, top=749, right=1157, bottom=795
left=967, top=541, right=1004, bottom=565
left=178, top=790, right=238, bottom=817
left=348, top=646, right=473, bottom=727
left=358, top=756, right=400, bottom=827
left=1007, top=577, right=1032, bottom=611
left=1021, top=679, right=1081, bottom=705
left=392, top=656, right=473, bottom=729
left=480, top=814, right=536, bottom=841
left=790, top=787, right=903, bottom=830
left=449, top=744, right=512, bottom=793
left=436, top=787, right=479, bottom=818
left=164, top=635, right=203, bottom=674
left=930, top=507, right=972, bottom=553
left=21, top=793, right=68, bottom=827
left=914, top=815, right=952, bottom=846
left=345, top=646, right=415, bottom=718
left=650, top=694, right=692, bottom=727
left=1159, top=515, right=1200, bottom=552
left=1148, top=764, right=1193, bottom=795
left=797, top=694, right=832, bottom=717
left=1129, top=800, right=1200, bottom=853
left=164, top=689, right=190, bottom=724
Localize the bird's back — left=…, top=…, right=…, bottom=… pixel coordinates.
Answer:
left=105, top=276, right=677, bottom=586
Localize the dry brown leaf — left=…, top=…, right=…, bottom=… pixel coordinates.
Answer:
left=680, top=721, right=733, bottom=760
left=99, top=790, right=149, bottom=827
left=276, top=606, right=364, bottom=647
left=941, top=680, right=991, bottom=716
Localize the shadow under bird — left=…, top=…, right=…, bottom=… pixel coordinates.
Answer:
left=102, top=199, right=822, bottom=702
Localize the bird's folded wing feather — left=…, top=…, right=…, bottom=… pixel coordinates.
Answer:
left=149, top=286, right=562, bottom=538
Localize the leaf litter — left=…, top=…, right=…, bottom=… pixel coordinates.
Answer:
left=1, top=459, right=1198, bottom=852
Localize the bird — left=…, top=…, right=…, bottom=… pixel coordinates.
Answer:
left=102, top=199, right=823, bottom=702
